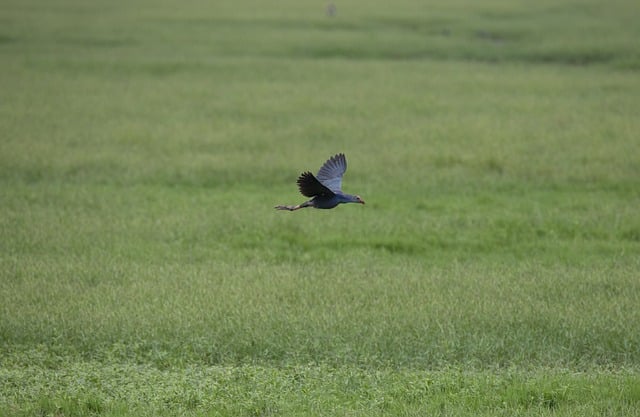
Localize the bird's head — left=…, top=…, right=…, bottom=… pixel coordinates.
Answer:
left=355, top=195, right=365, bottom=205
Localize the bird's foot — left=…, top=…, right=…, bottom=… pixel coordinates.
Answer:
left=275, top=205, right=298, bottom=211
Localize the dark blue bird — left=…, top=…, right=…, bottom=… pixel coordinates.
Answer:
left=275, top=153, right=365, bottom=211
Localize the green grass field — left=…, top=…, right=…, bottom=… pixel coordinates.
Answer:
left=2, top=0, right=640, bottom=415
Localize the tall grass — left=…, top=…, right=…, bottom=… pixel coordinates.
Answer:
left=1, top=0, right=639, bottom=415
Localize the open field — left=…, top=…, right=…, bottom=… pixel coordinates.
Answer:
left=1, top=0, right=640, bottom=415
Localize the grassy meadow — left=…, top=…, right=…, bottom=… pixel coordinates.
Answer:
left=1, top=0, right=640, bottom=415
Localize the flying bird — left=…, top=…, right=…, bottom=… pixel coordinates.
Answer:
left=275, top=153, right=365, bottom=211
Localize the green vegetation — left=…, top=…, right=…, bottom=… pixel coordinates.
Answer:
left=1, top=0, right=639, bottom=415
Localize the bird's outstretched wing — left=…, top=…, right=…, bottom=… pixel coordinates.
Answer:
left=316, top=153, right=347, bottom=193
left=297, top=171, right=335, bottom=198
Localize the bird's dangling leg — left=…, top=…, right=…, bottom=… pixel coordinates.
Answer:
left=275, top=200, right=313, bottom=211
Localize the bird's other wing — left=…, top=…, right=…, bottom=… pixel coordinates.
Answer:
left=316, top=153, right=347, bottom=193
left=297, top=171, right=336, bottom=198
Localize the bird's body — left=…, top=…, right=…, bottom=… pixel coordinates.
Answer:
left=275, top=153, right=365, bottom=211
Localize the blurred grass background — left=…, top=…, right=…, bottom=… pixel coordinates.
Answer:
left=1, top=0, right=640, bottom=415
